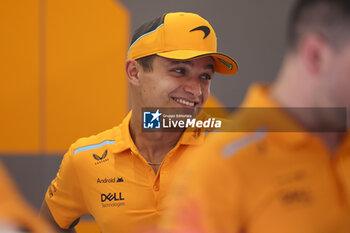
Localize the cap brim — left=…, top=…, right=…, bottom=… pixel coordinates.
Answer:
left=157, top=50, right=238, bottom=75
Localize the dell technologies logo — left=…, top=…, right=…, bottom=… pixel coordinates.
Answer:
left=101, top=192, right=126, bottom=208
left=101, top=192, right=125, bottom=202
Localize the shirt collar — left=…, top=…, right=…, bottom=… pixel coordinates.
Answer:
left=110, top=111, right=134, bottom=154
left=239, top=84, right=326, bottom=148
left=111, top=111, right=206, bottom=154
left=241, top=84, right=350, bottom=149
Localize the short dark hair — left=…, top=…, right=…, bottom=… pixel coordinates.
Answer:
left=136, top=54, right=157, bottom=72
left=130, top=15, right=166, bottom=72
left=287, top=0, right=350, bottom=50
left=130, top=14, right=166, bottom=46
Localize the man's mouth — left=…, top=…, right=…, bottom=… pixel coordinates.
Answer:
left=171, top=97, right=198, bottom=107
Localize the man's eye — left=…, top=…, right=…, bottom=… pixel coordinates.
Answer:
left=172, top=68, right=186, bottom=75
left=200, top=74, right=212, bottom=80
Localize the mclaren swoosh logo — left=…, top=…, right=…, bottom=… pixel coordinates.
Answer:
left=190, top=26, right=210, bottom=39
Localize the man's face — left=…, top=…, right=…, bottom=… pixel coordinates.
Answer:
left=319, top=41, right=350, bottom=125
left=136, top=56, right=214, bottom=111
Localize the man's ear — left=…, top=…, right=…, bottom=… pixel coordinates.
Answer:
left=125, top=59, right=141, bottom=86
left=299, top=33, right=329, bottom=77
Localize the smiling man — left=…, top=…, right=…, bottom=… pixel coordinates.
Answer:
left=39, top=12, right=237, bottom=233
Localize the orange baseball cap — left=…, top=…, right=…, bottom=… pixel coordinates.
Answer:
left=127, top=12, right=238, bottom=75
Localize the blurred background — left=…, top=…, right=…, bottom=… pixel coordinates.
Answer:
left=0, top=0, right=295, bottom=231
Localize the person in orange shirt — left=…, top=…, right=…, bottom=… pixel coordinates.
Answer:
left=162, top=0, right=350, bottom=232
left=39, top=12, right=238, bottom=233
left=0, top=161, right=53, bottom=233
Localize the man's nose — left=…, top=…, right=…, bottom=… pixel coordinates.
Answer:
left=183, top=77, right=202, bottom=97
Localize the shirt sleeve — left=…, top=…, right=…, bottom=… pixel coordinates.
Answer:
left=161, top=135, right=244, bottom=233
left=45, top=145, right=88, bottom=229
